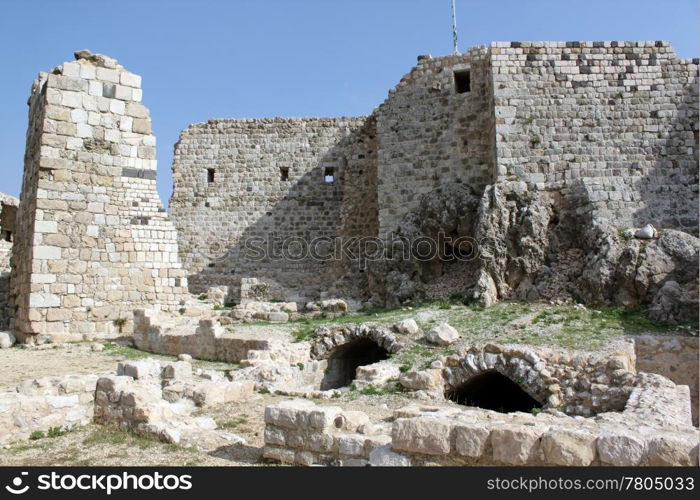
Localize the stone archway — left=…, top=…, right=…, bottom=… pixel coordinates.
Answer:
left=442, top=345, right=555, bottom=408
left=445, top=369, right=543, bottom=413
left=320, top=337, right=389, bottom=389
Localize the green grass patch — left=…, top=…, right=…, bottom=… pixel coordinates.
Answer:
left=218, top=416, right=248, bottom=430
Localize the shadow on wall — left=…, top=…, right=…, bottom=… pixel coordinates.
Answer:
left=183, top=118, right=379, bottom=303
left=632, top=73, right=699, bottom=234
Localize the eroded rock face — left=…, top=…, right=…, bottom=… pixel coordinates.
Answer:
left=367, top=178, right=698, bottom=326
left=579, top=226, right=699, bottom=322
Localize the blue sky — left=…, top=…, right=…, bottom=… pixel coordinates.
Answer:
left=0, top=0, right=697, bottom=204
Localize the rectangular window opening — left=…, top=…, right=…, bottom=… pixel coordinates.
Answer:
left=324, top=167, right=335, bottom=183
left=207, top=168, right=215, bottom=183
left=280, top=167, right=289, bottom=181
left=454, top=69, right=471, bottom=94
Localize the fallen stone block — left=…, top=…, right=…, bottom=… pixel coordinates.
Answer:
left=425, top=323, right=460, bottom=346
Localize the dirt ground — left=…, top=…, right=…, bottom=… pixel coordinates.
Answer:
left=0, top=344, right=117, bottom=392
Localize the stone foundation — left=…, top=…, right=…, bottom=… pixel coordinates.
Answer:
left=634, top=335, right=699, bottom=425
left=0, top=374, right=99, bottom=444
left=263, top=372, right=697, bottom=466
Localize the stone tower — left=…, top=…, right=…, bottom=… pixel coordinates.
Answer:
left=11, top=51, right=188, bottom=342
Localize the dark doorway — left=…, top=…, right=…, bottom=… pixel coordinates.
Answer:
left=320, top=338, right=388, bottom=390
left=446, top=370, right=542, bottom=413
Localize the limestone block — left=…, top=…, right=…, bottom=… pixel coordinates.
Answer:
left=597, top=431, right=646, bottom=466
left=424, top=323, right=460, bottom=346
left=191, top=380, right=254, bottom=407
left=263, top=446, right=295, bottom=464
left=354, top=361, right=401, bottom=390
left=491, top=424, right=546, bottom=465
left=117, top=359, right=162, bottom=380
left=263, top=426, right=286, bottom=446
left=369, top=445, right=412, bottom=466
left=541, top=428, right=597, bottom=466
left=161, top=361, right=192, bottom=381
left=394, top=319, right=420, bottom=335
left=45, top=395, right=79, bottom=409
left=0, top=331, right=16, bottom=349
left=334, top=433, right=367, bottom=457
left=264, top=399, right=322, bottom=429
left=392, top=417, right=453, bottom=455
left=28, top=292, right=61, bottom=308
left=399, top=368, right=443, bottom=393
left=645, top=435, right=696, bottom=466
left=333, top=410, right=370, bottom=432
left=453, top=424, right=491, bottom=459
left=267, top=311, right=289, bottom=323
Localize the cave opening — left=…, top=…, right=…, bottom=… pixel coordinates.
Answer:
left=446, top=370, right=542, bottom=413
left=320, top=338, right=388, bottom=390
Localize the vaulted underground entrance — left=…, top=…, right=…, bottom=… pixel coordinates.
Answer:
left=446, top=370, right=542, bottom=413
left=321, top=338, right=388, bottom=390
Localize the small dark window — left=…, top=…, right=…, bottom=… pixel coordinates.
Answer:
left=454, top=69, right=471, bottom=93
left=324, top=167, right=334, bottom=183
left=280, top=167, right=289, bottom=181
left=207, top=168, right=215, bottom=183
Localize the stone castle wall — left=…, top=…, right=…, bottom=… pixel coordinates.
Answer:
left=0, top=193, right=18, bottom=329
left=11, top=52, right=188, bottom=342
left=375, top=46, right=497, bottom=237
left=170, top=41, right=697, bottom=300
left=491, top=41, right=699, bottom=233
left=170, top=116, right=375, bottom=300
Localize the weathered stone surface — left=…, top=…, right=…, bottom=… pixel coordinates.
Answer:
left=541, top=429, right=597, bottom=466
left=490, top=424, right=545, bottom=465
left=645, top=435, right=696, bottom=466
left=369, top=445, right=411, bottom=466
left=0, top=331, right=15, bottom=349
left=424, top=323, right=460, bottom=346
left=392, top=417, right=453, bottom=455
left=597, top=431, right=646, bottom=466
left=394, top=319, right=420, bottom=335
left=453, top=424, right=491, bottom=459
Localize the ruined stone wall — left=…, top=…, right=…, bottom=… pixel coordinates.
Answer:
left=11, top=52, right=188, bottom=342
left=0, top=374, right=99, bottom=445
left=375, top=47, right=496, bottom=237
left=491, top=41, right=699, bottom=233
left=170, top=116, right=374, bottom=300
left=264, top=374, right=698, bottom=466
left=634, top=335, right=699, bottom=425
left=0, top=193, right=18, bottom=330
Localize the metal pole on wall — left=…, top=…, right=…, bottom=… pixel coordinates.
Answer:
left=451, top=0, right=460, bottom=55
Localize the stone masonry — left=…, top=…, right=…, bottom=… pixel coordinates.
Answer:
left=11, top=51, right=189, bottom=342
left=169, top=41, right=698, bottom=303
left=170, top=116, right=376, bottom=301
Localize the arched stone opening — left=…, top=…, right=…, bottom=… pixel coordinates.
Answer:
left=320, top=338, right=389, bottom=390
left=445, top=370, right=543, bottom=413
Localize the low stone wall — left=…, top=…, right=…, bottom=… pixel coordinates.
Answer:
left=633, top=335, right=699, bottom=425
left=0, top=374, right=99, bottom=444
left=440, top=340, right=637, bottom=416
left=133, top=309, right=309, bottom=364
left=94, top=358, right=253, bottom=448
left=263, top=373, right=698, bottom=466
